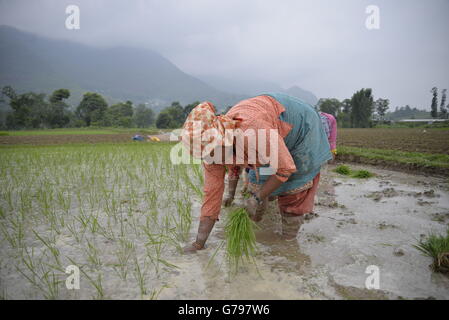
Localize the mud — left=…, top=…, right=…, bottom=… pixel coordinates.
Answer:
left=159, top=163, right=449, bottom=300
left=337, top=128, right=449, bottom=154
left=1, top=160, right=448, bottom=300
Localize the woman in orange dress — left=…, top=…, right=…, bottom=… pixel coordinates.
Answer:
left=181, top=93, right=332, bottom=252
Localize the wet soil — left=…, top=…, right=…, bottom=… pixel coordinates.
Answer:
left=158, top=163, right=449, bottom=300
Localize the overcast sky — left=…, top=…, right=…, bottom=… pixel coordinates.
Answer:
left=1, top=0, right=448, bottom=110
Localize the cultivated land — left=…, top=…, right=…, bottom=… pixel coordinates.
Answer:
left=0, top=128, right=448, bottom=299
left=338, top=128, right=449, bottom=154
left=1, top=127, right=447, bottom=175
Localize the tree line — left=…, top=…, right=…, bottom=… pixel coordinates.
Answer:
left=316, top=87, right=449, bottom=128
left=2, top=85, right=447, bottom=130
left=316, top=88, right=379, bottom=128
left=0, top=86, right=197, bottom=130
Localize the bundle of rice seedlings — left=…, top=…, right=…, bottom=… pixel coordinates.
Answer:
left=352, top=169, right=374, bottom=179
left=224, top=208, right=259, bottom=274
left=413, top=229, right=449, bottom=274
left=334, top=165, right=351, bottom=175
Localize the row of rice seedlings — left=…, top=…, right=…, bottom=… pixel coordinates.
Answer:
left=68, top=258, right=105, bottom=300
left=85, top=239, right=102, bottom=269
left=173, top=199, right=192, bottom=242
left=178, top=164, right=203, bottom=199
left=16, top=247, right=62, bottom=300
left=0, top=143, right=193, bottom=299
left=145, top=217, right=179, bottom=275
left=32, top=229, right=62, bottom=269
left=132, top=254, right=149, bottom=298
left=0, top=223, right=20, bottom=248
left=112, top=238, right=135, bottom=281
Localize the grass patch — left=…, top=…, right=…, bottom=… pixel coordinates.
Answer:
left=1, top=127, right=166, bottom=136
left=334, top=165, right=374, bottom=179
left=414, top=229, right=449, bottom=274
left=338, top=146, right=449, bottom=170
left=225, top=208, right=258, bottom=274
left=352, top=170, right=375, bottom=179
left=334, top=165, right=351, bottom=175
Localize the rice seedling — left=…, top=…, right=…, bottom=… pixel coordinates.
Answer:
left=32, top=230, right=62, bottom=268
left=146, top=285, right=168, bottom=300
left=132, top=255, right=148, bottom=297
left=146, top=231, right=179, bottom=275
left=179, top=164, right=203, bottom=199
left=173, top=199, right=192, bottom=241
left=112, top=239, right=134, bottom=280
left=68, top=257, right=105, bottom=300
left=224, top=208, right=259, bottom=274
left=0, top=286, right=8, bottom=300
left=0, top=222, right=19, bottom=249
left=85, top=239, right=102, bottom=269
left=66, top=220, right=85, bottom=244
left=0, top=207, right=5, bottom=220
left=352, top=169, right=375, bottom=179
left=413, top=228, right=449, bottom=273
left=0, top=142, right=202, bottom=299
left=334, top=164, right=351, bottom=175
left=17, top=247, right=61, bottom=299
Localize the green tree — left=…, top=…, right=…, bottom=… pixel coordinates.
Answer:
left=2, top=86, right=17, bottom=101
left=166, top=102, right=185, bottom=127
left=49, top=89, right=70, bottom=104
left=106, top=100, right=134, bottom=127
left=317, top=98, right=341, bottom=116
left=374, top=98, right=389, bottom=121
left=337, top=98, right=352, bottom=128
left=4, top=88, right=48, bottom=129
left=76, top=92, right=108, bottom=126
left=430, top=87, right=438, bottom=118
left=440, top=89, right=447, bottom=119
left=350, top=88, right=374, bottom=128
left=156, top=111, right=172, bottom=129
left=134, top=104, right=155, bottom=128
left=46, top=89, right=71, bottom=128
left=155, top=102, right=186, bottom=129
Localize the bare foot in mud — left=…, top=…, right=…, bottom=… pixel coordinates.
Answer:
left=182, top=242, right=205, bottom=254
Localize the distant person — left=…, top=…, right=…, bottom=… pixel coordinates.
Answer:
left=181, top=93, right=332, bottom=253
left=319, top=112, right=337, bottom=159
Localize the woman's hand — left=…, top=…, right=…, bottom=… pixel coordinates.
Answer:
left=245, top=194, right=265, bottom=222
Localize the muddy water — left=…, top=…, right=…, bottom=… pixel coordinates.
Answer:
left=160, top=164, right=449, bottom=300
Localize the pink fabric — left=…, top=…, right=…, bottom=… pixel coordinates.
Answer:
left=321, top=112, right=337, bottom=151
left=200, top=95, right=296, bottom=221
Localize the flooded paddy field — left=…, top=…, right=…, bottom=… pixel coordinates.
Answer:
left=0, top=143, right=448, bottom=299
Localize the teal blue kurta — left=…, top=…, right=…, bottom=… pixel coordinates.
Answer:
left=248, top=92, right=332, bottom=196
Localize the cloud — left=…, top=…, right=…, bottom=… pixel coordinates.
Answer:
left=1, top=0, right=448, bottom=109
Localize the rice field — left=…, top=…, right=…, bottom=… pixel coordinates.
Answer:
left=0, top=142, right=204, bottom=299
left=1, top=138, right=448, bottom=300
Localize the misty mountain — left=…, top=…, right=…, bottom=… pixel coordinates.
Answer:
left=199, top=75, right=318, bottom=106
left=0, top=25, right=319, bottom=112
left=0, top=26, right=247, bottom=112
